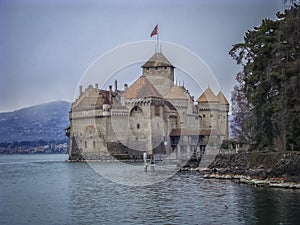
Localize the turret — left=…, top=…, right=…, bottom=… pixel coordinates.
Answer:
left=196, top=87, right=219, bottom=130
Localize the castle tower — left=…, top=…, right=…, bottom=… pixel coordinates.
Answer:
left=217, top=91, right=229, bottom=139
left=122, top=75, right=166, bottom=156
left=165, top=85, right=192, bottom=128
left=196, top=87, right=220, bottom=131
left=142, top=52, right=175, bottom=96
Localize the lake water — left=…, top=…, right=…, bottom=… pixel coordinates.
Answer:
left=0, top=154, right=299, bottom=225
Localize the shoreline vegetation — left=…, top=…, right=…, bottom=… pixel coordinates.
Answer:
left=181, top=152, right=300, bottom=189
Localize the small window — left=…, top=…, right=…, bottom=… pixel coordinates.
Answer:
left=164, top=67, right=167, bottom=69
left=93, top=141, right=96, bottom=148
left=155, top=67, right=158, bottom=70
left=84, top=141, right=87, bottom=148
left=137, top=123, right=140, bottom=129
left=147, top=67, right=149, bottom=70
left=155, top=106, right=160, bottom=117
left=134, top=106, right=138, bottom=111
left=203, top=114, right=205, bottom=118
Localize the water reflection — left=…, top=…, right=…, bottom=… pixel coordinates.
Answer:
left=1, top=155, right=300, bottom=225
left=253, top=187, right=300, bottom=224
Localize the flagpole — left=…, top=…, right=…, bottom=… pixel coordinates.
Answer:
left=157, top=24, right=159, bottom=53
left=151, top=24, right=159, bottom=53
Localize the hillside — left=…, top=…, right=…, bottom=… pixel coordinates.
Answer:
left=0, top=101, right=71, bottom=142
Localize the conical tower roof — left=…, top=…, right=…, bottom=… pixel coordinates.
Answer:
left=217, top=91, right=229, bottom=105
left=165, top=85, right=189, bottom=100
left=122, top=75, right=163, bottom=99
left=142, top=52, right=174, bottom=68
left=196, top=87, right=218, bottom=102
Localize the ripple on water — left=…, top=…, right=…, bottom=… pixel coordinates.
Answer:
left=1, top=155, right=300, bottom=225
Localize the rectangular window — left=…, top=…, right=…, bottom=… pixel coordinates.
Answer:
left=203, top=114, right=205, bottom=118
left=155, top=106, right=160, bottom=117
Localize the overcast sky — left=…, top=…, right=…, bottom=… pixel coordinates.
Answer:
left=0, top=0, right=285, bottom=112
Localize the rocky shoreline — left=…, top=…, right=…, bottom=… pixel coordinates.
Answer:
left=203, top=172, right=300, bottom=189
left=182, top=152, right=300, bottom=189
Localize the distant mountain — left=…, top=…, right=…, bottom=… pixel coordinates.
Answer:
left=0, top=101, right=71, bottom=142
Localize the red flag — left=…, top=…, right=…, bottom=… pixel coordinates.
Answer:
left=150, top=25, right=158, bottom=37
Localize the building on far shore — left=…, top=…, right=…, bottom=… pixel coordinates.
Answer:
left=65, top=50, right=229, bottom=161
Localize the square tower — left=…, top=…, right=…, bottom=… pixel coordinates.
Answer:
left=142, top=52, right=174, bottom=96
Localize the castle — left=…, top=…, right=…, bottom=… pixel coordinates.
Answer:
left=66, top=51, right=229, bottom=161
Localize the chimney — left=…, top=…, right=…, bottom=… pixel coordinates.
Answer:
left=95, top=83, right=99, bottom=90
left=114, top=80, right=118, bottom=92
left=79, top=85, right=83, bottom=95
left=124, top=84, right=128, bottom=91
left=109, top=85, right=112, bottom=103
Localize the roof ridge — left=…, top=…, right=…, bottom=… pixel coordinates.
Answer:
left=164, top=85, right=189, bottom=99
left=122, top=76, right=163, bottom=99
left=142, top=52, right=174, bottom=68
left=196, top=87, right=218, bottom=102
left=217, top=91, right=229, bottom=105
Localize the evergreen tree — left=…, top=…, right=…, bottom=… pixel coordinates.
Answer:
left=230, top=5, right=299, bottom=151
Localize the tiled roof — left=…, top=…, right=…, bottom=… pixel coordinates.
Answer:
left=142, top=52, right=174, bottom=68
left=122, top=75, right=163, bottom=99
left=164, top=85, right=189, bottom=100
left=217, top=91, right=229, bottom=105
left=196, top=87, right=218, bottom=102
